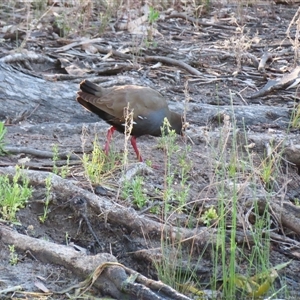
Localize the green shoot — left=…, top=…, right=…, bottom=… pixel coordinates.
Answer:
left=8, top=245, right=18, bottom=265
left=52, top=144, right=59, bottom=175
left=291, top=103, right=300, bottom=128
left=148, top=7, right=160, bottom=24
left=52, top=145, right=70, bottom=178
left=39, top=174, right=52, bottom=223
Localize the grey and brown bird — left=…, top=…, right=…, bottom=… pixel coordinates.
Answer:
left=76, top=80, right=182, bottom=161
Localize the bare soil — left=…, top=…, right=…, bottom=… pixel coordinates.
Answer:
left=1, top=1, right=300, bottom=299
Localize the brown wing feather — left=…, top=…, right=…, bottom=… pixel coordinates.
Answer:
left=77, top=80, right=182, bottom=137
left=78, top=84, right=168, bottom=121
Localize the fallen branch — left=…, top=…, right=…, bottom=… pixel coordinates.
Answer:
left=4, top=146, right=77, bottom=160
left=0, top=166, right=217, bottom=248
left=0, top=225, right=190, bottom=299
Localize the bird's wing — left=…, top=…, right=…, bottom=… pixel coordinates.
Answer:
left=78, top=85, right=168, bottom=121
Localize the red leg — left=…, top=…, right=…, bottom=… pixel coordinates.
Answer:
left=104, top=126, right=116, bottom=155
left=130, top=136, right=143, bottom=162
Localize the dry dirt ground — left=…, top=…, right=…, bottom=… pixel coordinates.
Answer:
left=1, top=1, right=300, bottom=299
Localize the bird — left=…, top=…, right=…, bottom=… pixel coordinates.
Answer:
left=76, top=80, right=183, bottom=162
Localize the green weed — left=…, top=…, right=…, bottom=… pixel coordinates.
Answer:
left=148, top=7, right=160, bottom=25
left=146, top=7, right=160, bottom=46
left=54, top=13, right=71, bottom=37
left=201, top=206, right=218, bottom=226
left=0, top=166, right=32, bottom=222
left=82, top=136, right=118, bottom=185
left=122, top=176, right=147, bottom=209
left=52, top=144, right=70, bottom=178
left=52, top=144, right=59, bottom=175
left=8, top=245, right=18, bottom=265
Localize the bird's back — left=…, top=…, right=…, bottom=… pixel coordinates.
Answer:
left=77, top=80, right=181, bottom=136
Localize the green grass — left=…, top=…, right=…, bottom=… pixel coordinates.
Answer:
left=0, top=166, right=32, bottom=222
left=159, top=118, right=192, bottom=215
left=291, top=102, right=300, bottom=128
left=208, top=101, right=279, bottom=299
left=155, top=102, right=286, bottom=298
left=154, top=118, right=198, bottom=293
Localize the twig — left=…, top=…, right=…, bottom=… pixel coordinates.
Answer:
left=258, top=51, right=275, bottom=72
left=144, top=55, right=202, bottom=76
left=5, top=146, right=77, bottom=160
left=71, top=196, right=102, bottom=248
left=166, top=12, right=236, bottom=31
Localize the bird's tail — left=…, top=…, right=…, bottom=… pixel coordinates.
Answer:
left=79, top=80, right=103, bottom=96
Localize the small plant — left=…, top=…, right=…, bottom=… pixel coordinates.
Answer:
left=146, top=7, right=160, bottom=46
left=259, top=156, right=275, bottom=189
left=8, top=245, right=18, bottom=265
left=148, top=7, right=160, bottom=25
left=52, top=144, right=59, bottom=175
left=52, top=145, right=70, bottom=178
left=258, top=140, right=282, bottom=191
left=0, top=121, right=7, bottom=155
left=54, top=12, right=71, bottom=37
left=122, top=176, right=148, bottom=209
left=201, top=206, right=218, bottom=226
left=60, top=154, right=70, bottom=178
left=97, top=11, right=111, bottom=35
left=0, top=166, right=32, bottom=222
left=39, top=174, right=52, bottom=223
left=82, top=136, right=118, bottom=185
left=82, top=141, right=106, bottom=185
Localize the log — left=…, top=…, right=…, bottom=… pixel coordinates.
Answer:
left=0, top=62, right=99, bottom=124
left=0, top=62, right=292, bottom=128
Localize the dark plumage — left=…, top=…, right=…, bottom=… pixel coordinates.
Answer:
left=77, top=80, right=182, bottom=161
